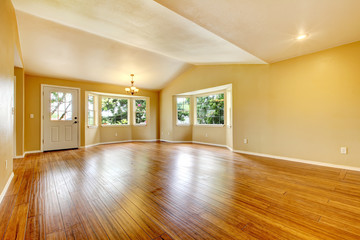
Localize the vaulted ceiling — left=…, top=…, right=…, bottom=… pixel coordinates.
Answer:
left=13, top=0, right=360, bottom=90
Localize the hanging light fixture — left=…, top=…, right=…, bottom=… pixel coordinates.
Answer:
left=125, top=74, right=139, bottom=95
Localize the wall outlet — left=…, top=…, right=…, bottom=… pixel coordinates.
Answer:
left=30, top=114, right=34, bottom=119
left=168, top=131, right=170, bottom=136
left=340, top=147, right=347, bottom=155
left=244, top=138, right=248, bottom=144
left=115, top=132, right=118, bottom=137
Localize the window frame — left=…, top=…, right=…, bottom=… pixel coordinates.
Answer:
left=133, top=98, right=148, bottom=126
left=87, top=94, right=97, bottom=127
left=101, top=96, right=130, bottom=126
left=176, top=96, right=191, bottom=126
left=194, top=92, right=225, bottom=126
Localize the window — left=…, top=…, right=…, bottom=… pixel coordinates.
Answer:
left=101, top=97, right=128, bottom=125
left=177, top=97, right=190, bottom=125
left=196, top=93, right=224, bottom=125
left=134, top=99, right=147, bottom=125
left=88, top=95, right=96, bottom=126
left=50, top=92, right=72, bottom=120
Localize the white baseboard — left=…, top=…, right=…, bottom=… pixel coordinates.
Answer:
left=226, top=145, right=234, bottom=152
left=192, top=141, right=227, bottom=148
left=24, top=150, right=43, bottom=156
left=13, top=154, right=25, bottom=159
left=0, top=172, right=14, bottom=204
left=160, top=139, right=230, bottom=149
left=132, top=139, right=159, bottom=142
left=233, top=150, right=360, bottom=172
left=85, top=139, right=159, bottom=148
left=159, top=139, right=192, bottom=144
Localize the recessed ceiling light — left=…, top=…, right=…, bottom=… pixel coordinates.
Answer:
left=296, top=34, right=309, bottom=40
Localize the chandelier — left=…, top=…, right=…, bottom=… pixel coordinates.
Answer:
left=125, top=74, right=139, bottom=95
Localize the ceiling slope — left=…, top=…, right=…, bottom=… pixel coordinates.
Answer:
left=15, top=11, right=191, bottom=89
left=154, top=0, right=360, bottom=63
left=12, top=0, right=265, bottom=64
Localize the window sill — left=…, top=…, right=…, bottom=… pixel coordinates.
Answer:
left=193, top=124, right=225, bottom=128
left=87, top=125, right=98, bottom=129
left=101, top=124, right=130, bottom=127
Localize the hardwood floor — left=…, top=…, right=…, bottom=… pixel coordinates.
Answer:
left=1, top=142, right=360, bottom=239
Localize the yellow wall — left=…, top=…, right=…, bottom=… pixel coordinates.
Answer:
left=83, top=92, right=154, bottom=145
left=14, top=67, right=25, bottom=157
left=0, top=0, right=22, bottom=195
left=24, top=75, right=159, bottom=151
left=160, top=41, right=360, bottom=168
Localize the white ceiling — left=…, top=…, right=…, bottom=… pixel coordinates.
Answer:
left=154, top=0, right=360, bottom=63
left=15, top=11, right=190, bottom=90
left=13, top=0, right=360, bottom=89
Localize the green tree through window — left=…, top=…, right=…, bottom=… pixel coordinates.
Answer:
left=196, top=93, right=224, bottom=124
left=50, top=92, right=72, bottom=121
left=177, top=97, right=190, bottom=125
left=135, top=99, right=146, bottom=124
left=101, top=97, right=128, bottom=125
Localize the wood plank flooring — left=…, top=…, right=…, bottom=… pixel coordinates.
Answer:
left=1, top=142, right=360, bottom=239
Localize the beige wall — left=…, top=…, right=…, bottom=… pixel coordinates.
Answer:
left=25, top=75, right=159, bottom=151
left=14, top=67, right=25, bottom=157
left=160, top=41, right=360, bottom=168
left=0, top=0, right=22, bottom=195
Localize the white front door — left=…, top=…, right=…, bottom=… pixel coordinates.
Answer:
left=43, top=86, right=79, bottom=151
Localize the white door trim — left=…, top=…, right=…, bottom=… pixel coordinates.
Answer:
left=41, top=84, right=81, bottom=152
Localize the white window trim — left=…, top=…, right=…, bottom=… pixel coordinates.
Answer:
left=133, top=98, right=148, bottom=126
left=176, top=96, right=191, bottom=126
left=101, top=96, right=130, bottom=126
left=194, top=91, right=225, bottom=126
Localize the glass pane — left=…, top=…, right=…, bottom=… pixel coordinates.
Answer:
left=88, top=117, right=94, bottom=125
left=65, top=93, right=72, bottom=102
left=50, top=91, right=72, bottom=121
left=65, top=111, right=72, bottom=121
left=88, top=95, right=94, bottom=111
left=135, top=99, right=146, bottom=124
left=101, top=97, right=128, bottom=125
left=136, top=112, right=146, bottom=124
left=176, top=97, right=190, bottom=124
left=135, top=99, right=146, bottom=112
left=196, top=94, right=224, bottom=125
left=177, top=98, right=184, bottom=111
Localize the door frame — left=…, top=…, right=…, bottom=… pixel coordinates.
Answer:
left=41, top=84, right=81, bottom=152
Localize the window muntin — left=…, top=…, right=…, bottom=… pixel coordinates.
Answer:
left=134, top=99, right=147, bottom=125
left=88, top=95, right=96, bottom=126
left=196, top=93, right=224, bottom=125
left=177, top=97, right=190, bottom=125
left=50, top=92, right=72, bottom=121
left=101, top=97, right=129, bottom=125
